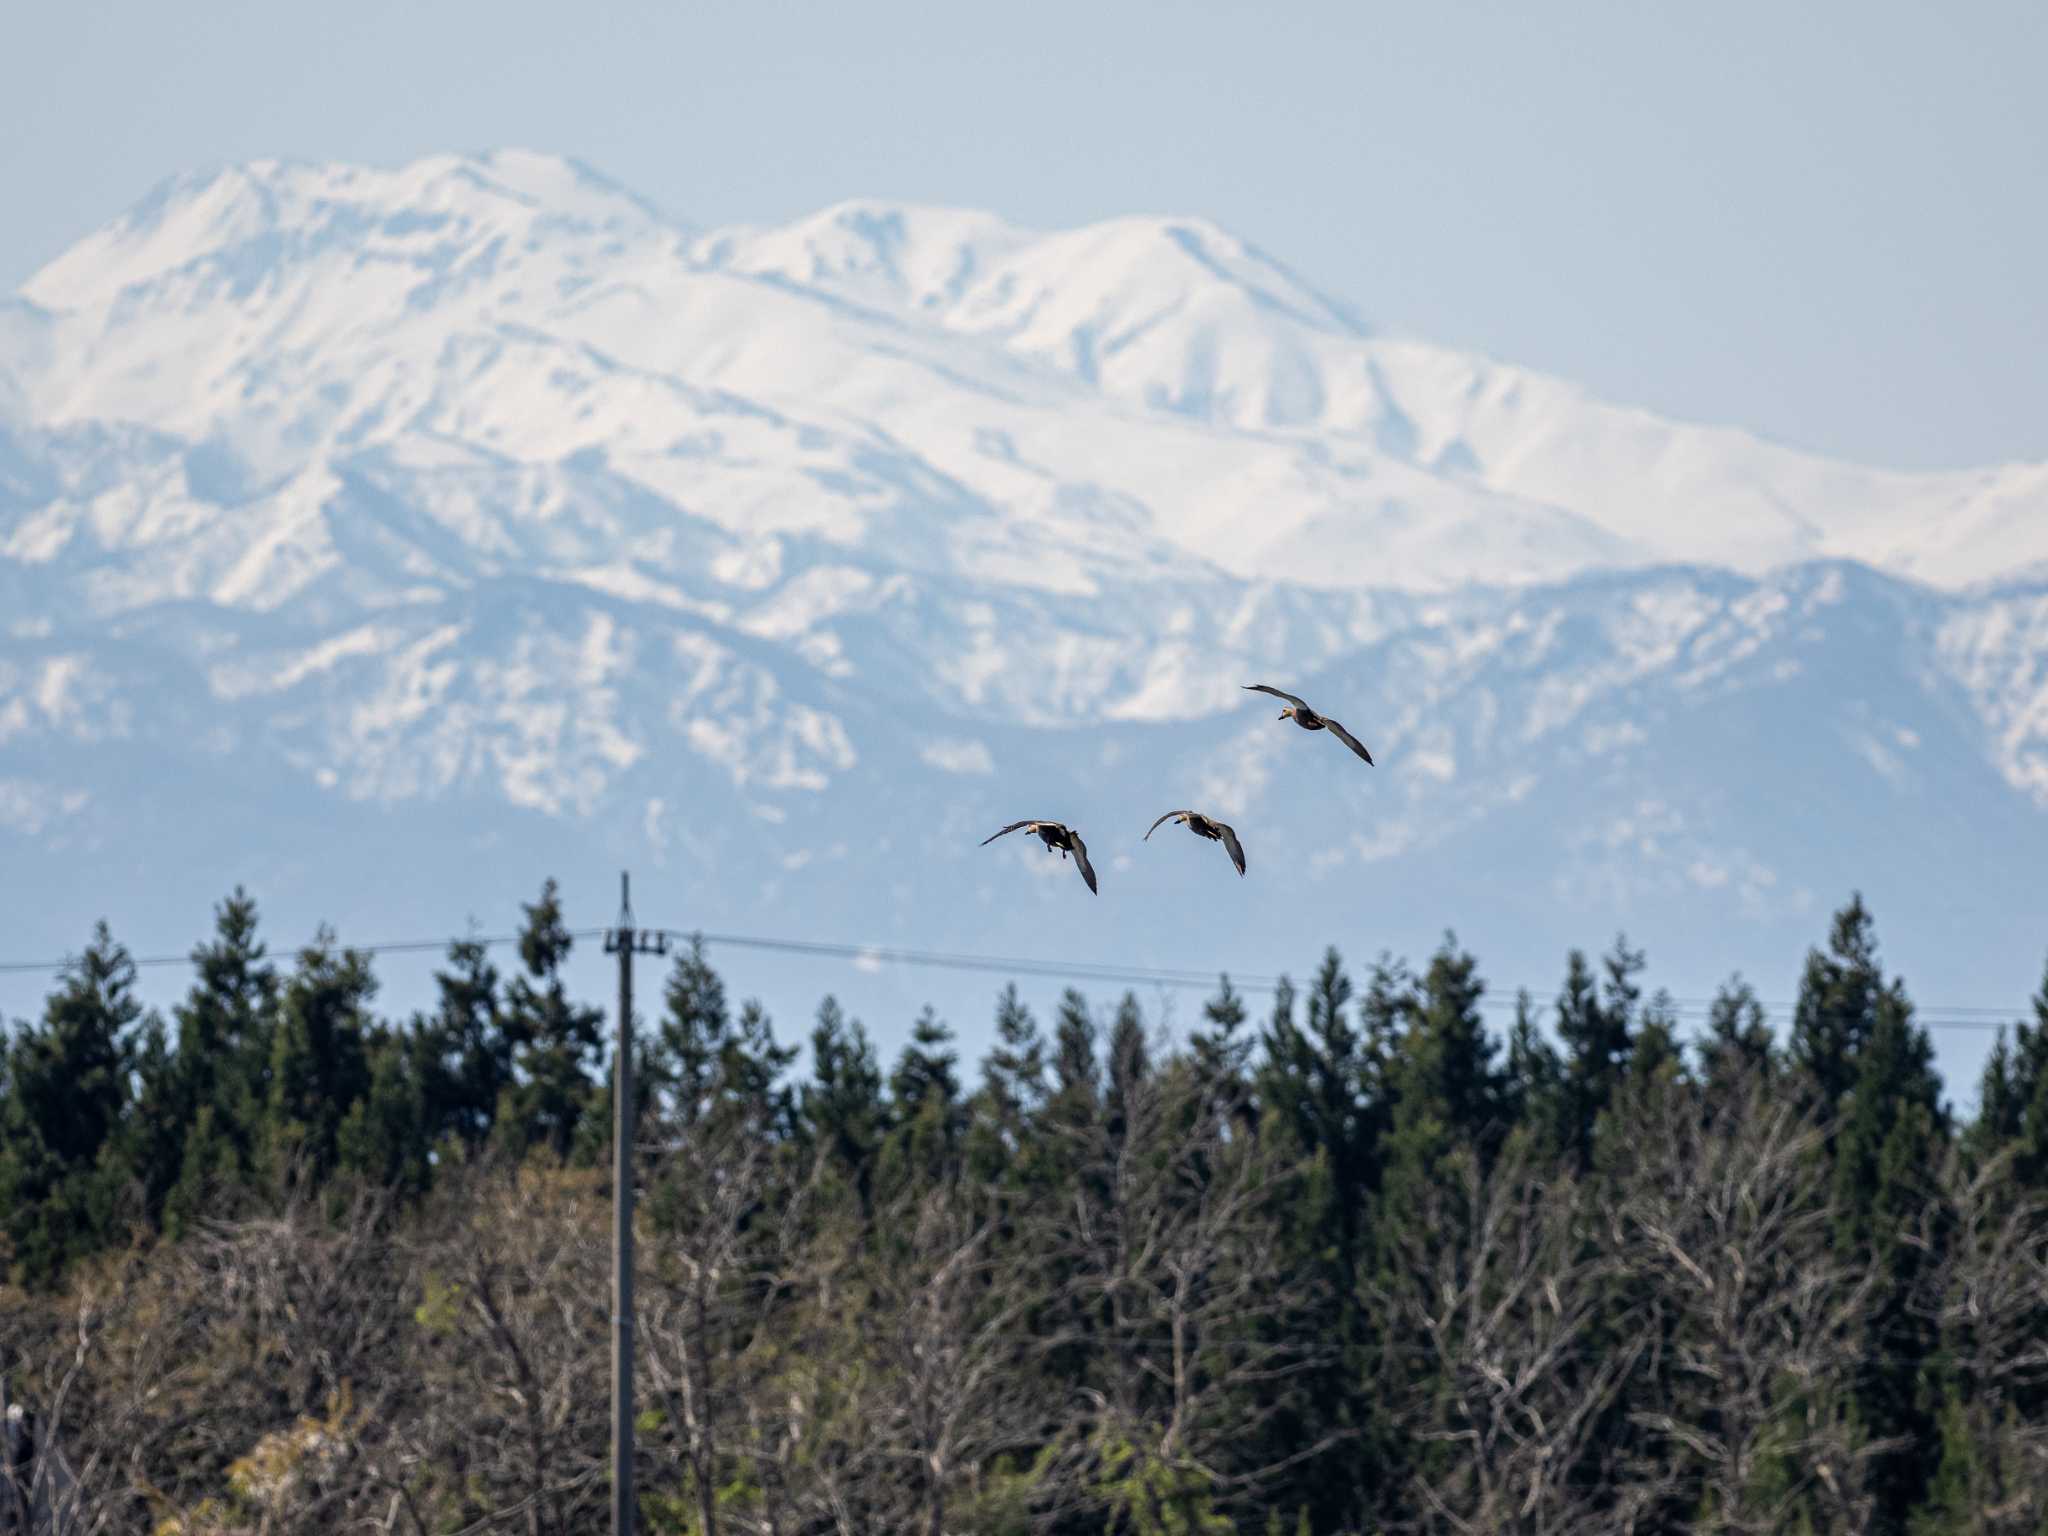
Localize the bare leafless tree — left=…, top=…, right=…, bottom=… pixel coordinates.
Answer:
left=1609, top=1068, right=1887, bottom=1534
left=860, top=1183, right=1064, bottom=1536
left=1068, top=1058, right=1340, bottom=1530
left=636, top=1112, right=825, bottom=1536
left=1374, top=1135, right=1673, bottom=1536
left=395, top=1158, right=612, bottom=1536
left=1, top=1282, right=104, bottom=1536
left=1, top=1180, right=416, bottom=1535
left=1916, top=1147, right=2048, bottom=1532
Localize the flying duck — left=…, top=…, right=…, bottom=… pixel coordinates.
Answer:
left=981, top=820, right=1098, bottom=894
left=1242, top=684, right=1375, bottom=765
left=1144, top=810, right=1247, bottom=877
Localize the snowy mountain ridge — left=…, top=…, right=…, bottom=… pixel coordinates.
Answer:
left=3, top=151, right=2046, bottom=1091
left=10, top=149, right=2047, bottom=613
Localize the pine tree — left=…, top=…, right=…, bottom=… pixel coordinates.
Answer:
left=1697, top=973, right=1774, bottom=1105
left=0, top=924, right=145, bottom=1286
left=152, top=889, right=281, bottom=1230
left=803, top=995, right=886, bottom=1215
left=1551, top=938, right=1642, bottom=1171
left=414, top=936, right=508, bottom=1147
left=262, top=930, right=377, bottom=1188
left=497, top=879, right=603, bottom=1162
left=1373, top=933, right=1509, bottom=1372
left=723, top=1000, right=798, bottom=1134
left=1256, top=953, right=1385, bottom=1269
left=1050, top=988, right=1100, bottom=1120
left=1369, top=940, right=1516, bottom=1520
left=338, top=1024, right=431, bottom=1195
left=1189, top=975, right=1254, bottom=1131
left=1623, top=988, right=1684, bottom=1101
left=1922, top=991, right=2048, bottom=1535
left=1504, top=986, right=1561, bottom=1141
left=1353, top=954, right=1409, bottom=1142
left=651, top=933, right=730, bottom=1130
left=1259, top=951, right=1376, bottom=1221
left=1392, top=937, right=1504, bottom=1169
left=1830, top=950, right=1948, bottom=1533
left=1966, top=956, right=2048, bottom=1188
left=1254, top=949, right=1382, bottom=1530
left=1790, top=892, right=1884, bottom=1114
left=969, top=985, right=1046, bottom=1183
left=1104, top=993, right=1150, bottom=1145
left=885, top=1006, right=965, bottom=1189
left=984, top=985, right=1047, bottom=1118
left=122, top=1013, right=188, bottom=1231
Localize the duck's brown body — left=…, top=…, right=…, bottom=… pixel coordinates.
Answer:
left=1243, top=684, right=1375, bottom=766
left=1144, top=809, right=1248, bottom=876
left=981, top=819, right=1098, bottom=893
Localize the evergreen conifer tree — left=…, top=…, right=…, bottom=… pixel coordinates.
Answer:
left=413, top=935, right=508, bottom=1147
left=178, top=893, right=275, bottom=1139
left=651, top=933, right=730, bottom=1130
left=1790, top=892, right=1885, bottom=1114
left=0, top=924, right=145, bottom=1285
left=1388, top=937, right=1503, bottom=1171
left=1189, top=975, right=1253, bottom=1130
left=120, top=1012, right=186, bottom=1229
left=969, top=985, right=1046, bottom=1183
left=1551, top=939, right=1642, bottom=1170
left=1610, top=987, right=1685, bottom=1127
left=262, top=930, right=377, bottom=1188
left=885, top=1006, right=965, bottom=1188
left=338, top=1024, right=431, bottom=1195
left=1966, top=956, right=2048, bottom=1188
left=1697, top=974, right=1774, bottom=1106
left=1254, top=950, right=1382, bottom=1529
left=497, top=879, right=603, bottom=1162
left=1049, top=987, right=1100, bottom=1122
left=722, top=999, right=797, bottom=1133
left=1843, top=983, right=1948, bottom=1526
left=1503, top=986, right=1561, bottom=1142
left=1104, top=992, right=1150, bottom=1145
left=803, top=995, right=886, bottom=1214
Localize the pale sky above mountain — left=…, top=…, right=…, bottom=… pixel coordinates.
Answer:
left=3, top=0, right=2044, bottom=473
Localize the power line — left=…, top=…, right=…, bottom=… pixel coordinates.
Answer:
left=675, top=930, right=1283, bottom=992
left=3, top=923, right=2027, bottom=1034
left=675, top=930, right=2027, bottom=1030
left=0, top=931, right=610, bottom=976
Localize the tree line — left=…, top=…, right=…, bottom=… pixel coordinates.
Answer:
left=2, top=882, right=2046, bottom=1533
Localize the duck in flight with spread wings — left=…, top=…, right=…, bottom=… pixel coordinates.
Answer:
left=1144, top=810, right=1247, bottom=877
left=1242, top=684, right=1375, bottom=766
left=981, top=819, right=1098, bottom=894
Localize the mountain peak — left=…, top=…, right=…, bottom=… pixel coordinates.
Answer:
left=21, top=149, right=676, bottom=315
left=698, top=199, right=1370, bottom=342
left=695, top=198, right=1029, bottom=312
left=6, top=150, right=2043, bottom=596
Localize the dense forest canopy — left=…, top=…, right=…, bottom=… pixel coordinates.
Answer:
left=3, top=883, right=2047, bottom=1534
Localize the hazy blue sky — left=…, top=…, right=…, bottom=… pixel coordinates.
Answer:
left=4, top=0, right=2043, bottom=470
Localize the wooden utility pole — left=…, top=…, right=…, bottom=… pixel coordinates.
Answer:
left=603, top=872, right=666, bottom=1536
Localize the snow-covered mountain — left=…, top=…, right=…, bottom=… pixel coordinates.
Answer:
left=4, top=151, right=2045, bottom=1093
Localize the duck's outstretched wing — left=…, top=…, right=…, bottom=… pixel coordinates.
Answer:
left=1217, top=821, right=1248, bottom=876
left=1069, top=831, right=1099, bottom=894
left=1243, top=683, right=1310, bottom=711
left=981, top=820, right=1043, bottom=846
left=1144, top=810, right=1191, bottom=841
left=1323, top=717, right=1376, bottom=766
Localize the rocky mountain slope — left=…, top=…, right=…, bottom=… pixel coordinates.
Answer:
left=4, top=151, right=2045, bottom=1092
